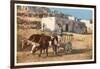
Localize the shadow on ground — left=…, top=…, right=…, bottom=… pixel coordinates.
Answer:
left=45, top=48, right=91, bottom=57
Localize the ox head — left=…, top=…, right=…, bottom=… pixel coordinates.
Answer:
left=21, top=39, right=33, bottom=50
left=22, top=39, right=40, bottom=51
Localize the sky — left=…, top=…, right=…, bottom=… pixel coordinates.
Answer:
left=49, top=8, right=92, bottom=20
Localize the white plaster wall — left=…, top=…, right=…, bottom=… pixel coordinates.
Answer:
left=41, top=17, right=55, bottom=31
left=80, top=20, right=93, bottom=30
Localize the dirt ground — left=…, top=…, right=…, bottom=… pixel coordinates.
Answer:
left=17, top=34, right=93, bottom=63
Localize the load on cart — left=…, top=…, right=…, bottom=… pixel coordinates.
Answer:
left=57, top=33, right=73, bottom=54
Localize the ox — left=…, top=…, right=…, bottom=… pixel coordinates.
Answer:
left=22, top=34, right=59, bottom=57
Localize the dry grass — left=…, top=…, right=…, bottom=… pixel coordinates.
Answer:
left=17, top=16, right=41, bottom=22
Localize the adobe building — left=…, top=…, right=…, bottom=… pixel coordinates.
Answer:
left=80, top=19, right=93, bottom=33
left=41, top=16, right=87, bottom=34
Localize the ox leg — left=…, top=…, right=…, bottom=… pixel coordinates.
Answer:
left=55, top=45, right=58, bottom=55
left=52, top=46, right=55, bottom=55
left=31, top=44, right=36, bottom=54
left=46, top=48, right=48, bottom=56
left=52, top=45, right=58, bottom=55
left=39, top=48, right=42, bottom=57
left=56, top=46, right=59, bottom=54
left=54, top=45, right=57, bottom=55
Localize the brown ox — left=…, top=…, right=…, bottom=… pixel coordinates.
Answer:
left=22, top=34, right=59, bottom=57
left=37, top=35, right=51, bottom=56
left=22, top=34, right=52, bottom=57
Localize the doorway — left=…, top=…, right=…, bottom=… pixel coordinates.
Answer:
left=66, top=24, right=68, bottom=31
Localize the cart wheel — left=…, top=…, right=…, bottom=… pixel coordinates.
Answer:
left=64, top=41, right=72, bottom=54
